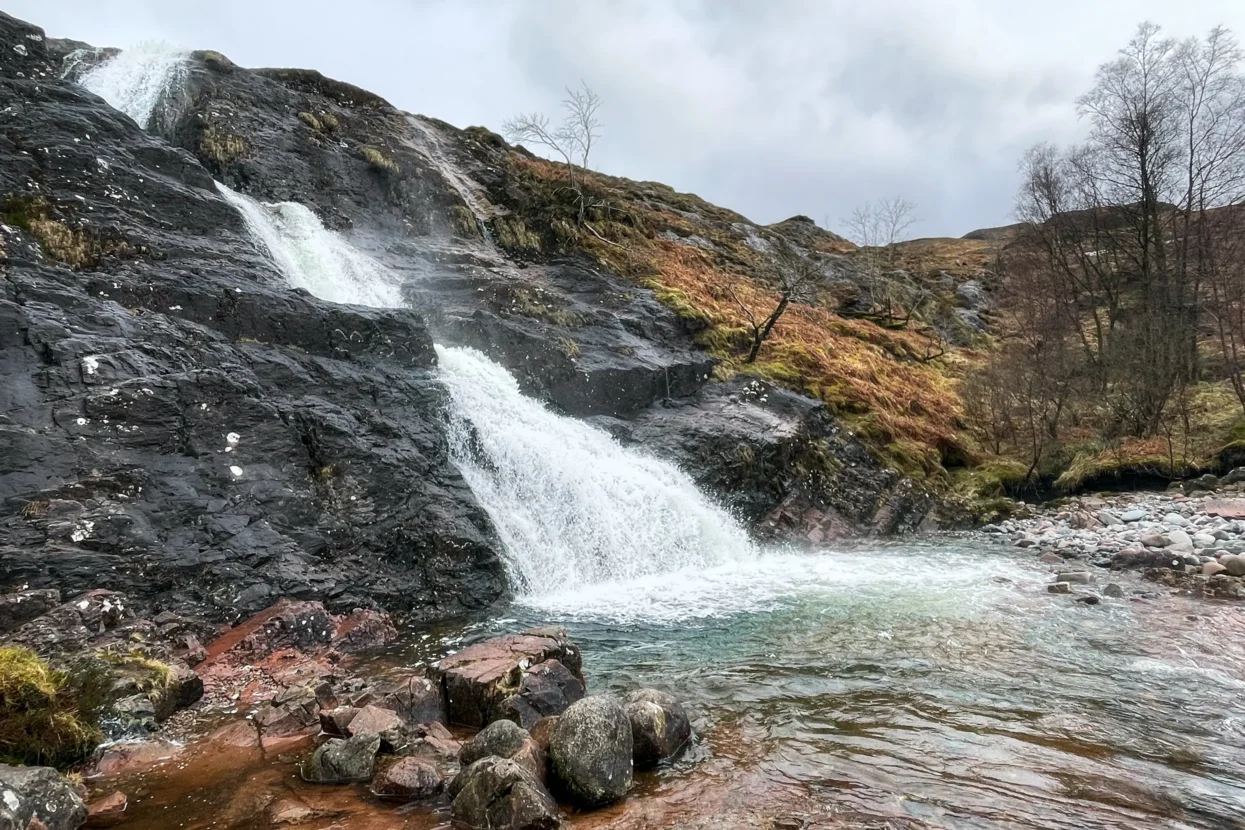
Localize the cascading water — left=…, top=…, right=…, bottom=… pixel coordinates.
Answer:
left=436, top=344, right=756, bottom=595
left=76, top=42, right=190, bottom=131
left=215, top=184, right=402, bottom=308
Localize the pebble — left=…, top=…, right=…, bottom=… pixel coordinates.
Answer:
left=1048, top=582, right=1072, bottom=594
left=1121, top=509, right=1147, bottom=522
left=1103, top=583, right=1124, bottom=598
left=1056, top=571, right=1091, bottom=584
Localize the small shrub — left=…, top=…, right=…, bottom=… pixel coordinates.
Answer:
left=320, top=112, right=341, bottom=132
left=360, top=145, right=399, bottom=173
left=200, top=124, right=249, bottom=165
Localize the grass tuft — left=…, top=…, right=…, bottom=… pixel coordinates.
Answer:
left=0, top=646, right=104, bottom=767
left=360, top=145, right=399, bottom=173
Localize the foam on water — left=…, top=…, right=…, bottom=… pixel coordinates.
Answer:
left=215, top=183, right=401, bottom=308
left=436, top=344, right=760, bottom=602
left=77, top=42, right=190, bottom=130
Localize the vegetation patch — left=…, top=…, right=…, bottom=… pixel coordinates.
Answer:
left=0, top=646, right=105, bottom=767
left=200, top=124, right=249, bottom=166
left=297, top=111, right=322, bottom=131
left=3, top=195, right=135, bottom=269
left=360, top=145, right=399, bottom=174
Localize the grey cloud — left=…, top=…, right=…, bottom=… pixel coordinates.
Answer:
left=11, top=0, right=1245, bottom=236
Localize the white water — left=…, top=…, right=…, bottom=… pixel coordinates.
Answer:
left=215, top=184, right=402, bottom=308
left=437, top=344, right=760, bottom=607
left=77, top=42, right=190, bottom=130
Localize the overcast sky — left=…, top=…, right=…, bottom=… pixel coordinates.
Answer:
left=12, top=1, right=1245, bottom=237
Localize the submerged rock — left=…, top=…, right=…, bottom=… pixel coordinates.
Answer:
left=549, top=695, right=633, bottom=807
left=372, top=757, right=443, bottom=799
left=624, top=689, right=692, bottom=769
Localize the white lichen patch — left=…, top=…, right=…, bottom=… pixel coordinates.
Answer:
left=82, top=355, right=101, bottom=375
left=76, top=417, right=88, bottom=426
left=229, top=465, right=244, bottom=478
left=2, top=789, right=20, bottom=811
left=70, top=519, right=95, bottom=542
left=13, top=44, right=28, bottom=57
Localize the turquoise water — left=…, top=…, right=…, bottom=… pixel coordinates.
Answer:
left=406, top=542, right=1245, bottom=829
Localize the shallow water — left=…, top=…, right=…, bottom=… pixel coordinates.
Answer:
left=415, top=541, right=1245, bottom=829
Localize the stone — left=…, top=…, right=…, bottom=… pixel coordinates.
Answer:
left=1139, top=533, right=1169, bottom=548
left=1076, top=595, right=1101, bottom=606
left=1103, top=583, right=1124, bottom=598
left=451, top=758, right=560, bottom=830
left=1097, top=510, right=1123, bottom=527
left=319, top=706, right=359, bottom=737
left=1166, top=530, right=1194, bottom=553
left=1203, top=562, right=1228, bottom=577
left=623, top=689, right=692, bottom=769
left=435, top=630, right=583, bottom=728
left=1056, top=571, right=1091, bottom=584
left=1048, top=582, right=1072, bottom=594
left=460, top=720, right=531, bottom=767
left=1224, top=555, right=1245, bottom=577
left=529, top=717, right=559, bottom=753
left=86, top=791, right=127, bottom=827
left=0, top=588, right=60, bottom=635
left=1164, top=512, right=1191, bottom=528
left=1038, top=552, right=1063, bottom=565
left=306, top=735, right=382, bottom=783
left=1192, top=533, right=1217, bottom=549
left=549, top=695, right=633, bottom=807
left=345, top=705, right=404, bottom=739
left=0, top=764, right=88, bottom=830
left=372, top=757, right=443, bottom=799
left=499, top=659, right=586, bottom=729
left=379, top=674, right=445, bottom=725
left=1121, top=509, right=1147, bottom=523
left=329, top=609, right=398, bottom=653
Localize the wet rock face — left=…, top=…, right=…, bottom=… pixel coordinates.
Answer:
left=306, top=735, right=381, bottom=783
left=0, top=12, right=506, bottom=622
left=0, top=763, right=88, bottom=830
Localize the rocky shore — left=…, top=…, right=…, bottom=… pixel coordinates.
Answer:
left=976, top=470, right=1245, bottom=602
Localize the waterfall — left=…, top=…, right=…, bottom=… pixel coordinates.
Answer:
left=215, top=184, right=402, bottom=308
left=76, top=47, right=759, bottom=603
left=76, top=42, right=190, bottom=131
left=437, top=345, right=756, bottom=596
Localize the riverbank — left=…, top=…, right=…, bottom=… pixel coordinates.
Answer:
left=971, top=474, right=1245, bottom=602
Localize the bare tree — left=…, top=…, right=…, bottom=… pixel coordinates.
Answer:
left=503, top=83, right=603, bottom=222
left=728, top=238, right=827, bottom=363
left=842, top=198, right=920, bottom=322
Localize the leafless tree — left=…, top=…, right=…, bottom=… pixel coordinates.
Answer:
left=503, top=83, right=603, bottom=222
left=728, top=238, right=827, bottom=363
left=842, top=197, right=920, bottom=322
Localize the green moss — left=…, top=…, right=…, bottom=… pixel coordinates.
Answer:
left=953, top=458, right=1030, bottom=499
left=200, top=124, right=249, bottom=165
left=3, top=195, right=134, bottom=269
left=449, top=204, right=480, bottom=238
left=0, top=647, right=104, bottom=767
left=360, top=145, right=399, bottom=173
left=493, top=217, right=542, bottom=253
left=464, top=125, right=507, bottom=149
left=297, top=111, right=322, bottom=131
left=320, top=112, right=341, bottom=132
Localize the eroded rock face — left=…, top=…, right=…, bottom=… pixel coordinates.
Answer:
left=0, top=13, right=505, bottom=623
left=450, top=757, right=561, bottom=830
left=435, top=629, right=583, bottom=728
left=549, top=696, right=633, bottom=808
left=0, top=764, right=88, bottom=830
left=306, top=735, right=381, bottom=783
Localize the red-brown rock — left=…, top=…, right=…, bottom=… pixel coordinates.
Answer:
left=372, top=757, right=444, bottom=798
left=346, top=705, right=404, bottom=738
left=86, top=792, right=127, bottom=827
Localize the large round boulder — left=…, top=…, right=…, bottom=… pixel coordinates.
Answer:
left=623, top=689, right=692, bottom=769
left=450, top=757, right=560, bottom=830
left=305, top=735, right=381, bottom=783
left=549, top=695, right=633, bottom=807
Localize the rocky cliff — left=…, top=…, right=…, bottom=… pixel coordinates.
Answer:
left=0, top=11, right=934, bottom=624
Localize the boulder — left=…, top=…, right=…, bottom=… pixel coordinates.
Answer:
left=319, top=706, right=359, bottom=738
left=460, top=720, right=530, bottom=767
left=1139, top=532, right=1169, bottom=548
left=450, top=758, right=561, bottom=830
left=0, top=764, right=88, bottom=830
left=329, top=609, right=398, bottom=653
left=372, top=757, right=443, bottom=799
left=435, top=629, right=583, bottom=727
left=1224, top=555, right=1245, bottom=577
left=623, top=689, right=692, bottom=769
left=1166, top=530, right=1194, bottom=553
left=549, top=696, right=633, bottom=807
left=461, top=720, right=547, bottom=783
left=305, top=735, right=381, bottom=783
left=345, top=705, right=404, bottom=739
left=499, top=659, right=586, bottom=729
left=1103, top=583, right=1124, bottom=598
left=529, top=717, right=559, bottom=752
left=1204, top=562, right=1228, bottom=577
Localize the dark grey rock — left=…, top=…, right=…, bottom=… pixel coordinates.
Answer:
left=624, top=689, right=692, bottom=769
left=450, top=757, right=560, bottom=830
left=306, top=735, right=381, bottom=783
left=460, top=719, right=530, bottom=767
left=372, top=757, right=443, bottom=799
left=0, top=763, right=88, bottom=830
left=549, top=695, right=633, bottom=807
